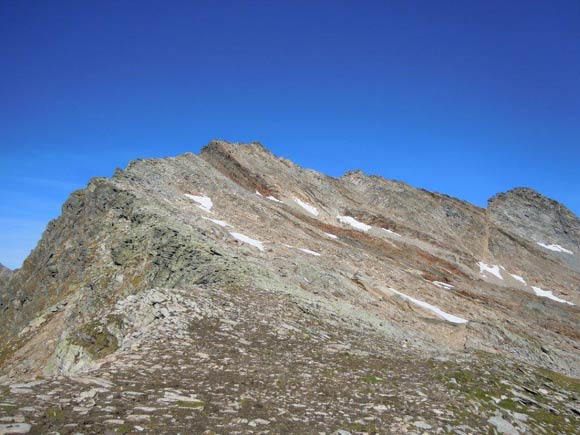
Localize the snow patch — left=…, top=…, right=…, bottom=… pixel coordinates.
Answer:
left=230, top=232, right=264, bottom=251
left=510, top=274, right=526, bottom=285
left=337, top=215, right=371, bottom=232
left=383, top=287, right=468, bottom=324
left=202, top=217, right=229, bottom=227
left=537, top=242, right=574, bottom=255
left=324, top=232, right=338, bottom=239
left=184, top=194, right=213, bottom=212
left=477, top=262, right=503, bottom=280
left=284, top=244, right=321, bottom=257
left=531, top=286, right=574, bottom=306
left=267, top=195, right=282, bottom=203
left=432, top=281, right=455, bottom=290
left=255, top=191, right=263, bottom=197
left=382, top=228, right=401, bottom=237
left=298, top=248, right=321, bottom=257
left=293, top=197, right=319, bottom=215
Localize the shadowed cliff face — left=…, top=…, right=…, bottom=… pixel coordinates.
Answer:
left=0, top=140, right=578, bottom=434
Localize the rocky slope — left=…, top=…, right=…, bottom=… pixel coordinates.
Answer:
left=0, top=263, right=11, bottom=296
left=0, top=140, right=578, bottom=434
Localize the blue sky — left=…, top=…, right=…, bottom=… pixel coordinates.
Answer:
left=1, top=0, right=579, bottom=269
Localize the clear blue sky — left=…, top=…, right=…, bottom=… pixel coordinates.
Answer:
left=1, top=0, right=579, bottom=269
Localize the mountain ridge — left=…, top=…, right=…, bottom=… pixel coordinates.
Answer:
left=0, top=140, right=578, bottom=434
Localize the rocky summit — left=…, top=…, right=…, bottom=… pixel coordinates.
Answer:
left=0, top=140, right=579, bottom=435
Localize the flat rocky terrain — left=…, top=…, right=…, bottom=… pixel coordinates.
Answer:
left=0, top=141, right=578, bottom=434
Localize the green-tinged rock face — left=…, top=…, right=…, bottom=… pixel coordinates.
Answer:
left=43, top=338, right=91, bottom=375
left=111, top=239, right=138, bottom=266
left=70, top=321, right=118, bottom=359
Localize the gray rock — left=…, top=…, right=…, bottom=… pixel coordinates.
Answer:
left=488, top=415, right=519, bottom=435
left=413, top=421, right=432, bottom=430
left=0, top=423, right=32, bottom=434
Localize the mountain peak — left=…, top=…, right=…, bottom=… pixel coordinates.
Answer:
left=490, top=186, right=564, bottom=207
left=200, top=139, right=270, bottom=157
left=489, top=186, right=580, bottom=264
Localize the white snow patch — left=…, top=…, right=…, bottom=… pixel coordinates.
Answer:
left=230, top=232, right=264, bottom=251
left=267, top=195, right=282, bottom=203
left=337, top=215, right=371, bottom=232
left=293, top=197, right=319, bottom=215
left=324, top=232, right=338, bottom=239
left=531, top=286, right=575, bottom=305
left=184, top=194, right=213, bottom=212
left=382, top=228, right=401, bottom=237
left=202, top=217, right=229, bottom=227
left=255, top=191, right=263, bottom=197
left=537, top=242, right=574, bottom=255
left=510, top=274, right=526, bottom=285
left=383, top=287, right=468, bottom=324
left=298, top=248, right=321, bottom=257
left=432, top=281, right=455, bottom=290
left=477, top=262, right=503, bottom=280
